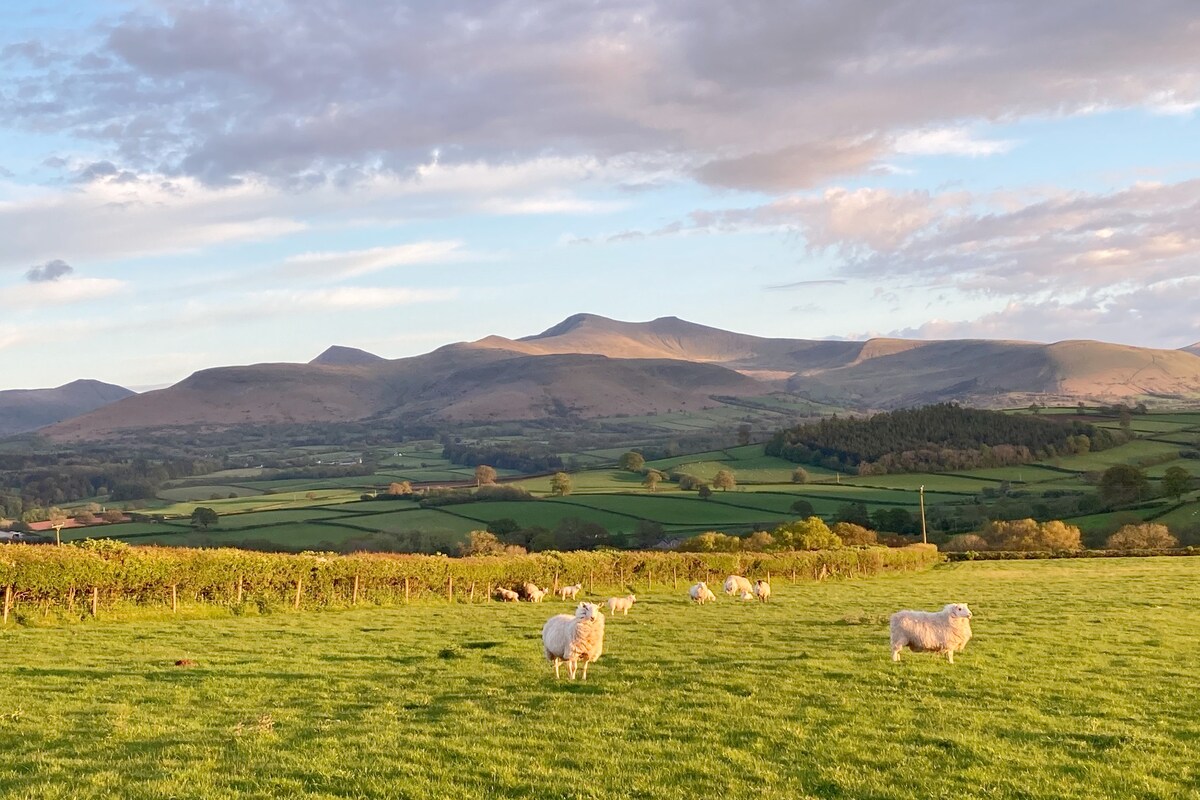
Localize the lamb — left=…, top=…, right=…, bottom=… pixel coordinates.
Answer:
left=739, top=590, right=754, bottom=601
left=559, top=583, right=583, bottom=601
left=889, top=603, right=973, bottom=663
left=753, top=580, right=771, bottom=603
left=496, top=587, right=520, bottom=602
left=606, top=594, right=636, bottom=615
left=689, top=581, right=716, bottom=604
left=522, top=582, right=548, bottom=602
left=541, top=602, right=606, bottom=680
left=723, top=575, right=753, bottom=596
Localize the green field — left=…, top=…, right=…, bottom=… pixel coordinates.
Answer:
left=0, top=558, right=1196, bottom=798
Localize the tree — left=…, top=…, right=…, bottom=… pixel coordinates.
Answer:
left=550, top=472, right=573, bottom=497
left=474, top=464, right=497, bottom=487
left=101, top=509, right=125, bottom=524
left=789, top=499, right=814, bottom=516
left=942, top=534, right=989, bottom=552
left=1162, top=466, right=1193, bottom=502
left=1106, top=523, right=1178, bottom=550
left=737, top=423, right=752, bottom=446
left=618, top=451, right=646, bottom=472
left=979, top=518, right=1082, bottom=551
left=791, top=467, right=809, bottom=484
left=631, top=520, right=666, bottom=548
left=835, top=502, right=871, bottom=528
left=388, top=481, right=413, bottom=495
left=831, top=522, right=877, bottom=546
left=712, top=469, right=736, bottom=492
left=697, top=484, right=712, bottom=500
left=190, top=507, right=219, bottom=530
left=1099, top=464, right=1152, bottom=507
left=772, top=517, right=841, bottom=550
left=744, top=531, right=775, bottom=551
left=642, top=469, right=664, bottom=492
left=459, top=530, right=525, bottom=556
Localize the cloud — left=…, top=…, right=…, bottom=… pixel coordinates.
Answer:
left=250, top=287, right=458, bottom=311
left=2, top=1, right=1196, bottom=190
left=25, top=259, right=74, bottom=282
left=765, top=279, right=847, bottom=290
left=278, top=242, right=467, bottom=280
left=6, top=276, right=125, bottom=306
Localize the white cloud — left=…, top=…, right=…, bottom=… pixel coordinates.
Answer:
left=278, top=241, right=467, bottom=279
left=252, top=287, right=458, bottom=311
left=5, top=276, right=126, bottom=306
left=893, top=127, right=1017, bottom=157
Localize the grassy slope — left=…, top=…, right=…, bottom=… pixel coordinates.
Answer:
left=0, top=558, right=1197, bottom=798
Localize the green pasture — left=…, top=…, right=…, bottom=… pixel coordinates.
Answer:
left=1, top=558, right=1197, bottom=798
left=1051, top=440, right=1183, bottom=471
left=330, top=509, right=482, bottom=537
left=1147, top=501, right=1200, bottom=532
left=546, top=494, right=793, bottom=527
left=156, top=485, right=264, bottom=502
left=434, top=500, right=646, bottom=533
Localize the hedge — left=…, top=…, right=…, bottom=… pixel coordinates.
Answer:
left=0, top=541, right=941, bottom=622
left=943, top=547, right=1200, bottom=561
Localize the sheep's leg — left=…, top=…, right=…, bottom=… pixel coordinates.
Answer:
left=891, top=643, right=902, bottom=662
left=581, top=661, right=589, bottom=681
left=553, top=658, right=562, bottom=678
left=947, top=650, right=954, bottom=664
left=567, top=660, right=577, bottom=680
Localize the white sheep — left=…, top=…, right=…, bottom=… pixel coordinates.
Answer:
left=889, top=603, right=973, bottom=663
left=496, top=587, right=520, bottom=602
left=753, top=580, right=771, bottom=603
left=541, top=602, right=606, bottom=680
left=723, top=575, right=753, bottom=596
left=739, top=590, right=754, bottom=601
left=559, top=583, right=583, bottom=601
left=606, top=594, right=636, bottom=615
left=523, top=582, right=548, bottom=602
left=689, top=581, right=716, bottom=604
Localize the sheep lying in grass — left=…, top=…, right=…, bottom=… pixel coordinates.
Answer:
left=890, top=603, right=973, bottom=663
left=739, top=590, right=754, bottom=601
left=541, top=602, right=606, bottom=680
left=496, top=587, right=520, bottom=602
left=606, top=594, right=635, bottom=615
left=753, top=580, right=771, bottom=603
left=559, top=583, right=583, bottom=601
left=723, top=575, right=753, bottom=596
left=689, top=582, right=716, bottom=604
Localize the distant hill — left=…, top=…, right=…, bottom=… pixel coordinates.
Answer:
left=36, top=314, right=1200, bottom=441
left=0, top=379, right=134, bottom=437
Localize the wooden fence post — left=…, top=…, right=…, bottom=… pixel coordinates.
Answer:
left=3, top=585, right=11, bottom=624
left=673, top=565, right=678, bottom=589
left=469, top=582, right=476, bottom=603
left=352, top=574, right=360, bottom=605
left=294, top=576, right=303, bottom=610
left=171, top=584, right=178, bottom=613
left=237, top=575, right=244, bottom=604
left=91, top=587, right=99, bottom=618
left=404, top=577, right=410, bottom=603
left=448, top=576, right=454, bottom=603
left=553, top=572, right=559, bottom=593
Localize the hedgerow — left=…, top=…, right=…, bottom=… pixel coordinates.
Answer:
left=0, top=541, right=940, bottom=622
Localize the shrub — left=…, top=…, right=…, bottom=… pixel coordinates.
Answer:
left=1106, top=523, right=1178, bottom=550
left=773, top=517, right=842, bottom=551
left=941, top=534, right=989, bottom=552
left=831, top=522, right=877, bottom=546
left=979, top=518, right=1082, bottom=551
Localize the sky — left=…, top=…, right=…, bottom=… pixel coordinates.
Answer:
left=1, top=1, right=1198, bottom=391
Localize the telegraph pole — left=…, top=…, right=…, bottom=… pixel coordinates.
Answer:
left=919, top=485, right=927, bottom=545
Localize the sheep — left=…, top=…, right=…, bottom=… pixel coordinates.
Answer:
left=522, top=582, right=548, bottom=602
left=496, top=587, right=520, bottom=602
left=723, top=575, right=753, bottom=596
left=606, top=594, right=636, bottom=615
left=753, top=580, right=771, bottom=603
left=559, top=583, right=583, bottom=601
left=889, top=603, right=973, bottom=663
left=541, top=602, right=606, bottom=680
left=689, top=581, right=716, bottom=604
left=739, top=590, right=755, bottom=601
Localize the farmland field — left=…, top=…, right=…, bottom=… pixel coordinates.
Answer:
left=0, top=557, right=1196, bottom=798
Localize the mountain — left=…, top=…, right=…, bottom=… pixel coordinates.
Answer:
left=37, top=315, right=1200, bottom=441
left=309, top=345, right=386, bottom=366
left=1183, top=343, right=1200, bottom=357
left=0, top=379, right=134, bottom=437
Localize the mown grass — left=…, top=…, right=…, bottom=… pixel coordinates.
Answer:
left=0, top=558, right=1196, bottom=798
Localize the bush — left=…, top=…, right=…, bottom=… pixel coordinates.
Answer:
left=831, top=522, right=877, bottom=546
left=773, top=517, right=842, bottom=551
left=1106, top=523, right=1179, bottom=550
left=941, top=534, right=989, bottom=552
left=979, top=519, right=1082, bottom=551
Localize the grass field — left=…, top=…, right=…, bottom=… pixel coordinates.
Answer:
left=0, top=557, right=1196, bottom=798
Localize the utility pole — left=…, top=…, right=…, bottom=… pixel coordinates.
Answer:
left=919, top=485, right=927, bottom=545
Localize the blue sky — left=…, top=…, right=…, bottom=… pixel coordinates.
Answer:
left=1, top=1, right=1198, bottom=390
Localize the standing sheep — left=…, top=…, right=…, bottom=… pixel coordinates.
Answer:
left=723, top=575, right=753, bottom=596
left=606, top=594, right=636, bottom=615
left=890, top=603, right=973, bottom=663
left=559, top=583, right=583, bottom=601
left=522, top=582, right=548, bottom=602
left=496, top=587, right=520, bottom=602
left=753, top=580, right=771, bottom=603
left=541, top=602, right=606, bottom=680
left=689, top=582, right=716, bottom=604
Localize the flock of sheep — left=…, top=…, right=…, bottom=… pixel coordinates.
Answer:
left=499, top=577, right=973, bottom=680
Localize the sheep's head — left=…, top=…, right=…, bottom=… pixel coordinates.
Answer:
left=627, top=594, right=636, bottom=602
left=945, top=603, right=972, bottom=619
left=575, top=602, right=601, bottom=621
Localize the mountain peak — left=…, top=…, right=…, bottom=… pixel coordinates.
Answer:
left=310, top=345, right=385, bottom=366
left=523, top=313, right=616, bottom=340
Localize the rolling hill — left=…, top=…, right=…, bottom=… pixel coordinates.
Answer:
left=0, top=379, right=134, bottom=437
left=36, top=314, right=1200, bottom=441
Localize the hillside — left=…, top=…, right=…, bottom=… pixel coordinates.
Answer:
left=35, top=314, right=1200, bottom=441
left=0, top=379, right=134, bottom=436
